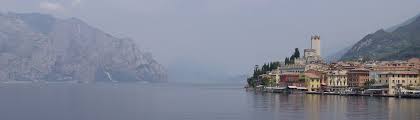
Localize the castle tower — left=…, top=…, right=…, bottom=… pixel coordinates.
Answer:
left=311, top=35, right=321, bottom=57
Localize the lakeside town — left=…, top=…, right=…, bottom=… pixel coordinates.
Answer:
left=246, top=35, right=420, bottom=98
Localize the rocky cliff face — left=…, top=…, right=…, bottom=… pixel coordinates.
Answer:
left=0, top=12, right=166, bottom=82
left=341, top=13, right=420, bottom=61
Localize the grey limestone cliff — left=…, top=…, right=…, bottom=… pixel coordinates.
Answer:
left=0, top=12, right=166, bottom=83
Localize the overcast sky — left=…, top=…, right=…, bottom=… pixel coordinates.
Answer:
left=1, top=0, right=420, bottom=78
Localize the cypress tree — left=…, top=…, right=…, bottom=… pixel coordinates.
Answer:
left=294, top=48, right=300, bottom=58
left=290, top=55, right=295, bottom=64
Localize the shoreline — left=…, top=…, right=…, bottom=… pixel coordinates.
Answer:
left=245, top=87, right=420, bottom=99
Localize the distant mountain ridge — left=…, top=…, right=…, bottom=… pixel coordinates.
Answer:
left=0, top=12, right=167, bottom=82
left=325, top=45, right=352, bottom=63
left=386, top=13, right=420, bottom=32
left=341, top=13, right=420, bottom=61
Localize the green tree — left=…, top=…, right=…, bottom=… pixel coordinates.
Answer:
left=294, top=48, right=300, bottom=58
left=290, top=55, right=295, bottom=64
left=261, top=76, right=276, bottom=87
left=247, top=77, right=256, bottom=87
left=285, top=57, right=290, bottom=65
left=252, top=65, right=260, bottom=79
left=262, top=63, right=268, bottom=72
left=270, top=62, right=279, bottom=70
left=363, top=79, right=376, bottom=89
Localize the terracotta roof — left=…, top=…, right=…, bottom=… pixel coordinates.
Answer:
left=304, top=73, right=320, bottom=79
left=377, top=71, right=418, bottom=75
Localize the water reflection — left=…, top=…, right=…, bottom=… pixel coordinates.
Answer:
left=247, top=92, right=420, bottom=120
left=0, top=84, right=419, bottom=120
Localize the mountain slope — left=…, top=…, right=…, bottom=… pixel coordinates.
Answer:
left=386, top=13, right=420, bottom=32
left=325, top=45, right=352, bottom=63
left=0, top=12, right=167, bottom=82
left=341, top=14, right=420, bottom=61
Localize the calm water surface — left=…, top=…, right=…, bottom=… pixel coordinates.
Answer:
left=0, top=83, right=419, bottom=120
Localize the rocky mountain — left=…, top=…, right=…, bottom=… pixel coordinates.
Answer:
left=325, top=46, right=352, bottom=63
left=341, top=13, right=420, bottom=61
left=0, top=12, right=167, bottom=83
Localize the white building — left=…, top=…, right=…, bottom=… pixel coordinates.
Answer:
left=326, top=70, right=348, bottom=92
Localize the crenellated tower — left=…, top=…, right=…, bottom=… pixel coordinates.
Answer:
left=311, top=35, right=321, bottom=57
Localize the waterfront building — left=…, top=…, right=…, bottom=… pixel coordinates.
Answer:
left=370, top=59, right=420, bottom=85
left=304, top=72, right=321, bottom=92
left=305, top=69, right=328, bottom=91
left=267, top=69, right=281, bottom=85
left=347, top=68, right=370, bottom=88
left=378, top=71, right=419, bottom=95
left=279, top=72, right=305, bottom=87
left=326, top=70, right=348, bottom=92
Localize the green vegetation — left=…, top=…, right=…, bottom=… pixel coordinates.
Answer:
left=363, top=79, right=376, bottom=89
left=247, top=77, right=257, bottom=88
left=261, top=76, right=276, bottom=87
left=285, top=48, right=300, bottom=65
left=247, top=48, right=302, bottom=87
left=247, top=62, right=280, bottom=87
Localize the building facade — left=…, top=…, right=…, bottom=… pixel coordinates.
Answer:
left=347, top=68, right=370, bottom=88
left=304, top=73, right=321, bottom=92
left=279, top=73, right=305, bottom=87
left=378, top=71, right=419, bottom=95
left=326, top=70, right=348, bottom=92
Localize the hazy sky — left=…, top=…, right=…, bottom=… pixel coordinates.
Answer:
left=1, top=0, right=420, bottom=78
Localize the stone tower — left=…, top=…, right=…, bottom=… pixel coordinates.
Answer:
left=311, top=35, right=321, bottom=57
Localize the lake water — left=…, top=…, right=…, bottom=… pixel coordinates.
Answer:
left=0, top=83, right=419, bottom=120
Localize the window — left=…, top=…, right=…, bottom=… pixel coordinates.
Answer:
left=402, top=80, right=405, bottom=83
left=392, top=80, right=395, bottom=83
